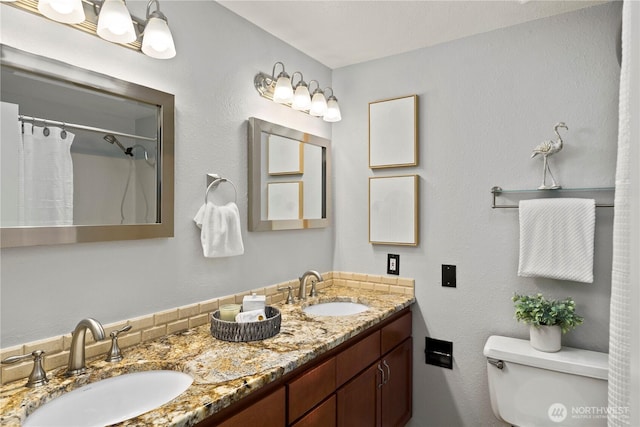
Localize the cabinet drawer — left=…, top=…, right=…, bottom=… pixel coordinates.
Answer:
left=291, top=395, right=336, bottom=427
left=336, top=330, right=381, bottom=388
left=216, top=386, right=285, bottom=427
left=381, top=311, right=412, bottom=355
left=288, top=357, right=336, bottom=422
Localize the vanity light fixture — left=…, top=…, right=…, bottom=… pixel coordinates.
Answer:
left=38, top=0, right=85, bottom=24
left=254, top=61, right=342, bottom=122
left=6, top=0, right=176, bottom=59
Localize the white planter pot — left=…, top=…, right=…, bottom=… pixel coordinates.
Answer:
left=529, top=325, right=562, bottom=352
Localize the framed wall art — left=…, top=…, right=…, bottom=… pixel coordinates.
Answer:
left=369, top=94, right=418, bottom=169
left=268, top=134, right=304, bottom=175
left=369, top=174, right=419, bottom=246
left=267, top=181, right=303, bottom=220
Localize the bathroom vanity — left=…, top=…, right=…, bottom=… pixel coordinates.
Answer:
left=206, top=308, right=412, bottom=427
left=0, top=279, right=414, bottom=426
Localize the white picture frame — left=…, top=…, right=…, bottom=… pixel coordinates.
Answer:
left=268, top=134, right=304, bottom=175
left=267, top=181, right=303, bottom=220
left=369, top=175, right=418, bottom=246
left=369, top=95, right=418, bottom=169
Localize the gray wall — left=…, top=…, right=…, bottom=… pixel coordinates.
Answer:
left=0, top=1, right=333, bottom=345
left=332, top=3, right=621, bottom=426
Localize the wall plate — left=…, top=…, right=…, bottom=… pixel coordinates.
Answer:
left=387, top=254, right=400, bottom=275
left=442, top=264, right=456, bottom=287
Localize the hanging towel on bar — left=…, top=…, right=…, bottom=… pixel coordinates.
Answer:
left=194, top=201, right=244, bottom=258
left=518, top=198, right=595, bottom=283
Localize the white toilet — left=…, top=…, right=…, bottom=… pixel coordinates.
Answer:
left=483, top=335, right=609, bottom=426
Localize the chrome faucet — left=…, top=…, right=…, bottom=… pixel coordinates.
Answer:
left=66, top=318, right=105, bottom=376
left=298, top=270, right=323, bottom=300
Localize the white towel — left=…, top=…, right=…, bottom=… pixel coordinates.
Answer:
left=518, top=198, right=595, bottom=283
left=194, top=202, right=244, bottom=258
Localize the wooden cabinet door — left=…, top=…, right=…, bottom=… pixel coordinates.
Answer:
left=381, top=338, right=412, bottom=427
left=336, top=363, right=381, bottom=427
left=291, top=395, right=336, bottom=427
left=216, top=387, right=286, bottom=427
left=288, top=357, right=336, bottom=423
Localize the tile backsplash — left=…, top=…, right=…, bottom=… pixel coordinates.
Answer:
left=0, top=272, right=414, bottom=385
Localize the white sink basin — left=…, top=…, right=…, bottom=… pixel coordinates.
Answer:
left=303, top=301, right=369, bottom=316
left=24, top=370, right=193, bottom=427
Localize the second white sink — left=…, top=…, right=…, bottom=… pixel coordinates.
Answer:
left=24, top=370, right=193, bottom=427
left=303, top=301, right=369, bottom=316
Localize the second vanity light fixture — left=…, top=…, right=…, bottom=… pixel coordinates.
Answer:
left=255, top=62, right=342, bottom=122
left=7, top=0, right=176, bottom=59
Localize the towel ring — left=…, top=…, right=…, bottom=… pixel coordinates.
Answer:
left=205, top=178, right=238, bottom=205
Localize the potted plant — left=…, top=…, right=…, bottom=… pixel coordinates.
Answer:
left=512, top=293, right=583, bottom=352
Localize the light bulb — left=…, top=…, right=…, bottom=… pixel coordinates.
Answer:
left=97, top=0, right=136, bottom=44
left=309, top=91, right=327, bottom=116
left=292, top=84, right=311, bottom=111
left=38, top=0, right=85, bottom=24
left=273, top=74, right=293, bottom=104
left=142, top=16, right=176, bottom=59
left=323, top=97, right=342, bottom=122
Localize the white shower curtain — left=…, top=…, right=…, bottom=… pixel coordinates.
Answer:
left=20, top=124, right=75, bottom=226
left=608, top=1, right=639, bottom=426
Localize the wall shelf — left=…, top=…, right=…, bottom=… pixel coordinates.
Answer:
left=490, top=186, right=615, bottom=209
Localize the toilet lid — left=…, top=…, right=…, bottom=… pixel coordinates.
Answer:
left=483, top=335, right=608, bottom=380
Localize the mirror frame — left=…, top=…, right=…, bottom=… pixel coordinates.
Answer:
left=248, top=117, right=331, bottom=231
left=0, top=45, right=174, bottom=247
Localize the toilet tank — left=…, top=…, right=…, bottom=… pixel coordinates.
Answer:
left=483, top=335, right=608, bottom=427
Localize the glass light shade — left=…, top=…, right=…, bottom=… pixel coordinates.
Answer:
left=142, top=16, right=176, bottom=59
left=323, top=98, right=342, bottom=122
left=309, top=91, right=327, bottom=116
left=38, top=0, right=85, bottom=24
left=97, top=0, right=136, bottom=44
left=273, top=75, right=293, bottom=104
left=292, top=85, right=311, bottom=111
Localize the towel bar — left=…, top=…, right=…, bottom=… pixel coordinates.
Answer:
left=491, top=186, right=615, bottom=209
left=205, top=174, right=238, bottom=204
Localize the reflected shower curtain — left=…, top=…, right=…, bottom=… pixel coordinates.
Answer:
left=20, top=124, right=74, bottom=225
left=608, top=1, right=639, bottom=426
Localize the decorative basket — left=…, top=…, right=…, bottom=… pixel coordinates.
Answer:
left=210, top=306, right=281, bottom=342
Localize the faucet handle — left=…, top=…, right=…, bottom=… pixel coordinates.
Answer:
left=277, top=286, right=295, bottom=304
left=308, top=278, right=319, bottom=297
left=2, top=350, right=49, bottom=387
left=105, top=324, right=132, bottom=363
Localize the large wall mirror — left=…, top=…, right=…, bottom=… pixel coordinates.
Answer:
left=248, top=117, right=331, bottom=231
left=0, top=45, right=174, bottom=247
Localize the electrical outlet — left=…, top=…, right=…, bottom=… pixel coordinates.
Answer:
left=387, top=254, right=400, bottom=275
left=442, top=264, right=456, bottom=287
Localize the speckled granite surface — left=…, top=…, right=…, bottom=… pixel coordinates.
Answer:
left=0, top=284, right=414, bottom=426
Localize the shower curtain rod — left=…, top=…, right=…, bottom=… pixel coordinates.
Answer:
left=18, top=115, right=157, bottom=142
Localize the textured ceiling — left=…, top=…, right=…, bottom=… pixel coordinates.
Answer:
left=217, top=0, right=611, bottom=69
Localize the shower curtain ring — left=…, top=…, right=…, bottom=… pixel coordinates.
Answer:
left=43, top=120, right=50, bottom=137
left=60, top=123, right=67, bottom=140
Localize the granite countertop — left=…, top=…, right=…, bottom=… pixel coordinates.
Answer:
left=0, top=284, right=414, bottom=426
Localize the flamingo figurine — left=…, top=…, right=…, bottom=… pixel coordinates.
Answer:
left=531, top=122, right=568, bottom=189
